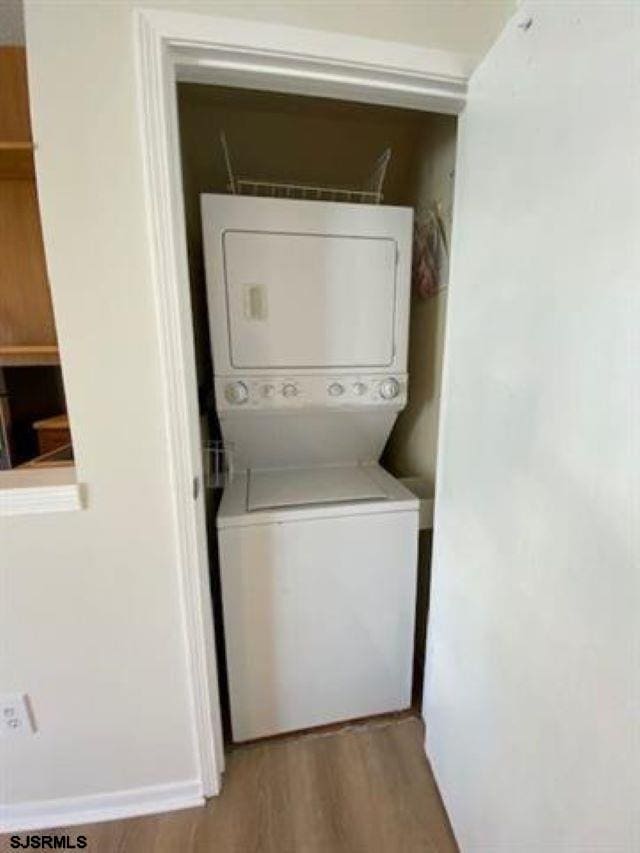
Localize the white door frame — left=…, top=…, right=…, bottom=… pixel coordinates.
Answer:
left=133, top=6, right=470, bottom=796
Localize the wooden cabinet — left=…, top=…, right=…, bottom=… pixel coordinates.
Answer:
left=33, top=413, right=71, bottom=455
left=0, top=47, right=32, bottom=140
left=0, top=46, right=71, bottom=470
left=0, top=46, right=59, bottom=366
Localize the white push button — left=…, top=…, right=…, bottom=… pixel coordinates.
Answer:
left=379, top=378, right=400, bottom=400
left=262, top=384, right=276, bottom=398
left=353, top=382, right=367, bottom=396
left=225, top=381, right=249, bottom=405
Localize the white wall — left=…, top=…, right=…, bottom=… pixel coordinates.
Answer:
left=2, top=0, right=511, bottom=824
left=425, top=3, right=640, bottom=849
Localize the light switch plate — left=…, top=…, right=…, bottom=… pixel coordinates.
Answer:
left=0, top=693, right=35, bottom=736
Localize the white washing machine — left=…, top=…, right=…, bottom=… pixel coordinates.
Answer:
left=202, top=195, right=418, bottom=741
left=218, top=465, right=417, bottom=741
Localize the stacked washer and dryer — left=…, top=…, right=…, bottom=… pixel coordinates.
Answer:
left=202, top=194, right=419, bottom=742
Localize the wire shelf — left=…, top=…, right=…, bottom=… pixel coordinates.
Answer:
left=220, top=132, right=391, bottom=205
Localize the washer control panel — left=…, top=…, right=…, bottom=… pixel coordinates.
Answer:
left=216, top=375, right=407, bottom=411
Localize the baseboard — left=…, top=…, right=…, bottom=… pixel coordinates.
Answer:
left=0, top=779, right=204, bottom=833
left=422, top=725, right=461, bottom=851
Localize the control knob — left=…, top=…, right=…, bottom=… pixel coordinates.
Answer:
left=262, top=384, right=276, bottom=398
left=328, top=382, right=345, bottom=397
left=379, top=378, right=401, bottom=400
left=353, top=382, right=367, bottom=396
left=282, top=383, right=299, bottom=398
left=225, top=381, right=249, bottom=405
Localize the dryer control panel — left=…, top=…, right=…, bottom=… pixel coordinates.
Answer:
left=215, top=374, right=408, bottom=412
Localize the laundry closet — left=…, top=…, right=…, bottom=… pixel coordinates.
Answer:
left=176, top=83, right=457, bottom=744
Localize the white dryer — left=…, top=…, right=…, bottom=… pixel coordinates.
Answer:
left=202, top=195, right=418, bottom=741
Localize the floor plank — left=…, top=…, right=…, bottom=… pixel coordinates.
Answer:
left=1, top=717, right=457, bottom=853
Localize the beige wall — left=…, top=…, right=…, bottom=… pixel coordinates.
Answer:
left=386, top=116, right=457, bottom=491
left=3, top=0, right=515, bottom=57
left=182, top=1, right=513, bottom=65
left=2, top=0, right=508, bottom=818
left=0, top=0, right=24, bottom=44
left=2, top=1, right=200, bottom=811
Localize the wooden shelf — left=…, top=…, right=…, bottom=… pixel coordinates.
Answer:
left=0, top=47, right=32, bottom=143
left=0, top=345, right=60, bottom=366
left=0, top=179, right=57, bottom=349
left=0, top=141, right=35, bottom=179
left=19, top=442, right=73, bottom=470
left=1, top=48, right=57, bottom=358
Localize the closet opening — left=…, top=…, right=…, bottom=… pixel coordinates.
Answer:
left=175, top=81, right=457, bottom=746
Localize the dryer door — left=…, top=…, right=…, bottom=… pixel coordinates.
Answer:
left=223, top=230, right=397, bottom=369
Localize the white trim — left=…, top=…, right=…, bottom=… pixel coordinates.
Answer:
left=134, top=10, right=224, bottom=798
left=0, top=470, right=82, bottom=517
left=423, top=729, right=461, bottom=850
left=151, top=10, right=469, bottom=114
left=0, top=780, right=203, bottom=833
left=132, top=5, right=471, bottom=806
left=159, top=9, right=473, bottom=78
left=0, top=483, right=81, bottom=517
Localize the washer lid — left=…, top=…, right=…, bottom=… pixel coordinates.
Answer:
left=247, top=466, right=386, bottom=512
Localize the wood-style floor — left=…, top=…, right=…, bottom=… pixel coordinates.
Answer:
left=1, top=716, right=458, bottom=853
